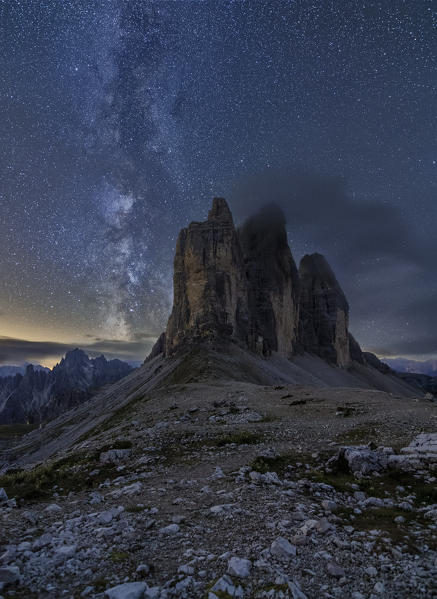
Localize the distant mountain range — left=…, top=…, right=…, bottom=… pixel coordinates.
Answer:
left=382, top=357, right=437, bottom=377
left=0, top=364, right=50, bottom=378
left=0, top=348, right=134, bottom=424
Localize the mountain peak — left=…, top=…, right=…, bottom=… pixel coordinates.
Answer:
left=207, top=197, right=233, bottom=223
left=156, top=198, right=355, bottom=367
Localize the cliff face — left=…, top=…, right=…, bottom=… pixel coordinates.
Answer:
left=158, top=198, right=360, bottom=368
left=298, top=253, right=351, bottom=368
left=238, top=204, right=299, bottom=357
left=165, top=198, right=249, bottom=354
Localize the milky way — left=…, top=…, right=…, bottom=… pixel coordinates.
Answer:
left=0, top=1, right=436, bottom=365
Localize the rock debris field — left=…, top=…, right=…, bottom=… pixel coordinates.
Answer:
left=0, top=382, right=436, bottom=599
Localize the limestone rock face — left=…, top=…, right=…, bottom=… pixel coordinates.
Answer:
left=165, top=198, right=249, bottom=354
left=298, top=253, right=350, bottom=367
left=156, top=198, right=362, bottom=368
left=238, top=205, right=299, bottom=357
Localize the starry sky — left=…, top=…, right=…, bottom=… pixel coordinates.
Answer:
left=0, top=0, right=435, bottom=367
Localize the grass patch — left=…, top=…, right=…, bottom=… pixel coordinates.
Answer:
left=250, top=452, right=317, bottom=476
left=0, top=451, right=121, bottom=502
left=0, top=423, right=38, bottom=440
left=93, top=577, right=110, bottom=593
left=335, top=505, right=432, bottom=552
left=336, top=423, right=378, bottom=444
left=125, top=505, right=146, bottom=513
left=100, top=439, right=133, bottom=451
left=110, top=549, right=130, bottom=563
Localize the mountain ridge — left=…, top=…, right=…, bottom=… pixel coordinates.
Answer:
left=0, top=348, right=133, bottom=424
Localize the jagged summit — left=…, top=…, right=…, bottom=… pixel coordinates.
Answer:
left=207, top=196, right=234, bottom=222
left=154, top=198, right=358, bottom=368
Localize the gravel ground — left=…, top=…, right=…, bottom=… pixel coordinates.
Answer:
left=0, top=382, right=436, bottom=598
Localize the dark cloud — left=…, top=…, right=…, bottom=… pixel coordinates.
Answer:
left=0, top=335, right=156, bottom=366
left=231, top=171, right=437, bottom=359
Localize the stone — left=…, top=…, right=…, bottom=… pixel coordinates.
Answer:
left=159, top=523, right=180, bottom=534
left=0, top=566, right=20, bottom=586
left=0, top=489, right=7, bottom=503
left=288, top=580, right=308, bottom=599
left=326, top=561, right=345, bottom=578
left=365, top=566, right=378, bottom=577
left=105, top=582, right=148, bottom=599
left=209, top=466, right=225, bottom=479
left=44, top=503, right=62, bottom=512
left=327, top=446, right=389, bottom=475
left=210, top=575, right=243, bottom=598
left=373, top=582, right=385, bottom=594
left=100, top=449, right=132, bottom=464
left=54, top=545, right=76, bottom=559
left=227, top=556, right=252, bottom=578
left=270, top=536, right=297, bottom=559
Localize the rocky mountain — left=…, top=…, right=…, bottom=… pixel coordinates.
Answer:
left=155, top=198, right=362, bottom=369
left=0, top=349, right=133, bottom=424
left=383, top=357, right=437, bottom=377
left=0, top=198, right=433, bottom=599
left=0, top=364, right=49, bottom=378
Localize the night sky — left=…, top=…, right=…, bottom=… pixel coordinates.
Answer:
left=0, top=0, right=435, bottom=367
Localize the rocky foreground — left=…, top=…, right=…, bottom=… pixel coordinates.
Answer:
left=0, top=383, right=436, bottom=599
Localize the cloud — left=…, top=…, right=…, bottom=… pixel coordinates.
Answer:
left=0, top=335, right=157, bottom=366
left=230, top=170, right=437, bottom=358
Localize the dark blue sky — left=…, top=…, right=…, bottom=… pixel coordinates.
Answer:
left=0, top=0, right=436, bottom=365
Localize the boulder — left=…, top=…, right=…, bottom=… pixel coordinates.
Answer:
left=105, top=582, right=148, bottom=599
left=227, top=556, right=252, bottom=578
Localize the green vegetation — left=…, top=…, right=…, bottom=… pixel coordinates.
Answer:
left=100, top=439, right=133, bottom=451
left=110, top=549, right=130, bottom=563
left=125, top=505, right=146, bottom=513
left=334, top=505, right=431, bottom=551
left=250, top=452, right=316, bottom=476
left=336, top=423, right=378, bottom=444
left=0, top=423, right=38, bottom=439
left=92, top=577, right=110, bottom=593
left=0, top=451, right=120, bottom=502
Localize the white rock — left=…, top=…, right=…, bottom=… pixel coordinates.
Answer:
left=326, top=561, right=345, bottom=578
left=44, top=503, right=62, bottom=512
left=209, top=467, right=225, bottom=479
left=0, top=488, right=8, bottom=503
left=105, top=582, right=148, bottom=599
left=211, top=575, right=243, bottom=597
left=210, top=503, right=235, bottom=514
left=100, top=449, right=131, bottom=464
left=321, top=499, right=337, bottom=511
left=227, top=556, right=252, bottom=578
left=178, top=564, right=194, bottom=575
left=109, top=482, right=142, bottom=498
left=249, top=470, right=282, bottom=485
left=97, top=507, right=123, bottom=524
left=288, top=580, right=307, bottom=599
left=270, top=536, right=297, bottom=559
left=159, top=523, right=180, bottom=534
left=54, top=544, right=76, bottom=559
left=365, top=566, right=378, bottom=577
